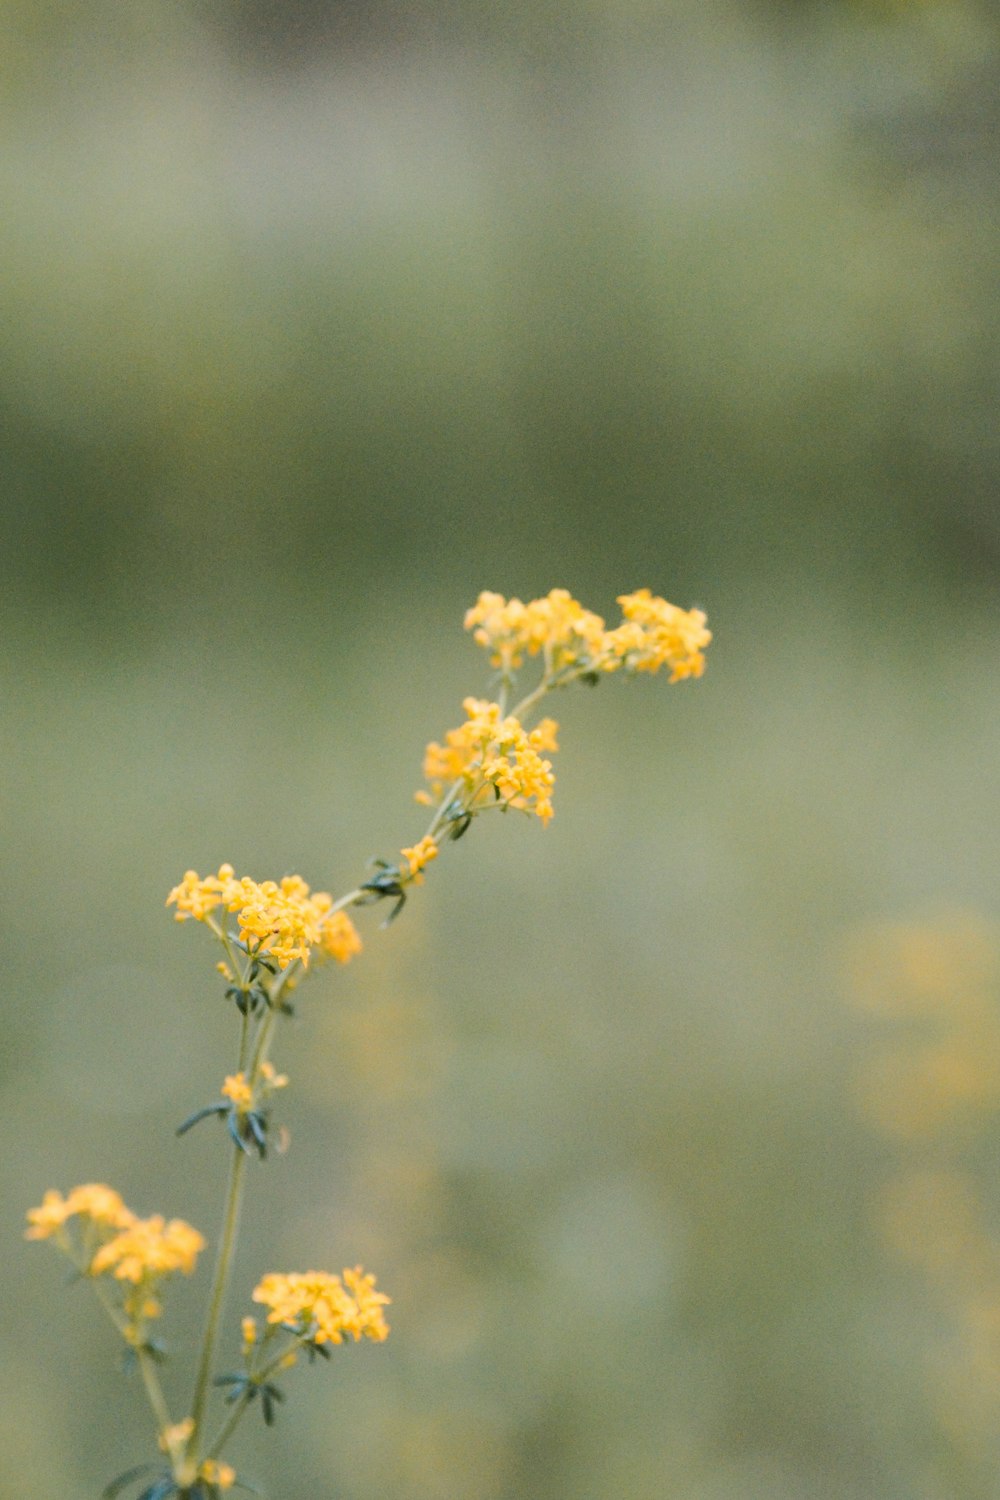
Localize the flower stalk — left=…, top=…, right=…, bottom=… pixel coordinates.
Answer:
left=25, top=586, right=710, bottom=1498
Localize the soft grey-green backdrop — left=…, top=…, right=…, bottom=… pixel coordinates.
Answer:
left=5, top=2, right=1000, bottom=1497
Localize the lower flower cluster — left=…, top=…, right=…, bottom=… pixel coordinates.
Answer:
left=251, top=1266, right=390, bottom=1347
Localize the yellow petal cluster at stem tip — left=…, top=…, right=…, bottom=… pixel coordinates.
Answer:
left=464, top=587, right=711, bottom=683
left=464, top=588, right=606, bottom=671
left=166, top=865, right=362, bottom=970
left=158, top=1419, right=194, bottom=1456
left=199, top=1460, right=236, bottom=1491
left=421, top=699, right=558, bottom=825
left=25, top=1183, right=135, bottom=1240
left=89, top=1215, right=205, bottom=1283
left=251, top=1266, right=390, bottom=1345
left=221, top=1073, right=254, bottom=1109
left=222, top=1062, right=288, bottom=1111
left=401, top=835, right=439, bottom=880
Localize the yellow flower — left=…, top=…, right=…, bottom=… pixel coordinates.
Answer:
left=199, top=1459, right=235, bottom=1491
left=90, top=1215, right=205, bottom=1283
left=167, top=866, right=362, bottom=969
left=464, top=589, right=605, bottom=672
left=241, top=1316, right=257, bottom=1352
left=421, top=699, right=557, bottom=825
left=401, top=835, right=439, bottom=880
left=464, top=586, right=711, bottom=684
left=26, top=1183, right=135, bottom=1240
left=223, top=1062, right=288, bottom=1113
left=221, top=1073, right=254, bottom=1109
left=604, top=589, right=712, bottom=681
left=158, top=1418, right=194, bottom=1456
left=251, top=1266, right=390, bottom=1345
left=260, top=1060, right=288, bottom=1090
left=317, top=907, right=363, bottom=965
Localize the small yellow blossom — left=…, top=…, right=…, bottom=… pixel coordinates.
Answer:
left=421, top=698, right=557, bottom=826
left=604, top=589, right=712, bottom=681
left=401, top=835, right=439, bottom=880
left=464, top=588, right=605, bottom=672
left=158, top=1418, right=194, bottom=1456
left=241, top=1316, right=257, bottom=1352
left=167, top=866, right=362, bottom=970
left=317, top=907, right=363, bottom=965
left=90, top=1215, right=205, bottom=1283
left=260, top=1060, right=288, bottom=1090
left=199, top=1459, right=236, bottom=1491
left=223, top=1063, right=288, bottom=1112
left=222, top=1073, right=254, bottom=1110
left=252, top=1266, right=390, bottom=1345
left=26, top=1183, right=135, bottom=1241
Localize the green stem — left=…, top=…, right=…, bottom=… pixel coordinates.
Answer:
left=85, top=1270, right=174, bottom=1434
left=188, top=1143, right=248, bottom=1458
left=137, top=1347, right=174, bottom=1435
left=204, top=1340, right=298, bottom=1461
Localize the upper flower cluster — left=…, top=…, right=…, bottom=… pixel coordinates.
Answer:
left=251, top=1266, right=390, bottom=1346
left=465, top=586, right=711, bottom=683
left=421, top=698, right=560, bottom=825
left=166, top=865, right=362, bottom=969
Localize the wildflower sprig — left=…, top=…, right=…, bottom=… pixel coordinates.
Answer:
left=177, top=1064, right=289, bottom=1160
left=27, top=585, right=709, bottom=1498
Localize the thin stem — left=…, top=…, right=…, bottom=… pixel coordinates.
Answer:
left=85, top=1271, right=173, bottom=1434
left=188, top=1143, right=248, bottom=1458
left=203, top=1340, right=298, bottom=1461
left=137, top=1347, right=174, bottom=1435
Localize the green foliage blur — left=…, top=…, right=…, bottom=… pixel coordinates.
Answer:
left=5, top=0, right=1000, bottom=1495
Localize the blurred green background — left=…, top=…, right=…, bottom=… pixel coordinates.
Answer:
left=5, top=0, right=1000, bottom=1495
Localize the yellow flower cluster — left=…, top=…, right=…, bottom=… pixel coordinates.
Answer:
left=199, top=1459, right=236, bottom=1491
left=421, top=698, right=559, bottom=825
left=26, top=1184, right=204, bottom=1323
left=465, top=587, right=711, bottom=683
left=251, top=1266, right=390, bottom=1345
left=401, top=835, right=439, bottom=880
left=221, top=1061, right=288, bottom=1112
left=167, top=865, right=362, bottom=969
left=464, top=588, right=606, bottom=672
left=25, top=1183, right=134, bottom=1240
left=90, top=1215, right=205, bottom=1283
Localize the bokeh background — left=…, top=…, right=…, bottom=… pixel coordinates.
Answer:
left=5, top=0, right=1000, bottom=1496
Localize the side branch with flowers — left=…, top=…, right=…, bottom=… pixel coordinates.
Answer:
left=27, top=587, right=711, bottom=1499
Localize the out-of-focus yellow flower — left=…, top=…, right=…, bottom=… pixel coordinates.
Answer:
left=259, top=1060, right=288, bottom=1089
left=167, top=866, right=362, bottom=969
left=158, top=1418, right=194, bottom=1456
left=251, top=1266, right=390, bottom=1345
left=199, top=1459, right=235, bottom=1491
left=317, top=907, right=363, bottom=964
left=222, top=1073, right=254, bottom=1109
left=222, top=1062, right=289, bottom=1113
left=90, top=1215, right=205, bottom=1283
left=241, top=1316, right=257, bottom=1352
left=421, top=698, right=557, bottom=825
left=26, top=1183, right=135, bottom=1240
left=401, top=835, right=439, bottom=880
